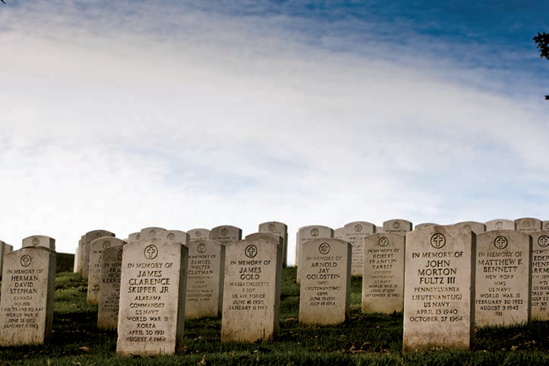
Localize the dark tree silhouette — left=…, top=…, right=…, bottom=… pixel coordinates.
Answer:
left=534, top=32, right=549, bottom=100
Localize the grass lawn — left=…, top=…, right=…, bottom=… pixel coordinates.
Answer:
left=1, top=268, right=549, bottom=365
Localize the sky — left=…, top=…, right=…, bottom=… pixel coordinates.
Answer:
left=1, top=0, right=548, bottom=264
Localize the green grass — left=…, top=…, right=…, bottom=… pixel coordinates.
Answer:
left=2, top=268, right=549, bottom=365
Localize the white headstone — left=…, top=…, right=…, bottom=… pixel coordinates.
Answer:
left=334, top=228, right=344, bottom=240
left=116, top=237, right=188, bottom=356
left=363, top=233, right=405, bottom=313
left=185, top=239, right=225, bottom=319
left=543, top=221, right=549, bottom=231
left=514, top=218, right=542, bottom=233
left=485, top=219, right=515, bottom=231
left=83, top=230, right=115, bottom=279
left=453, top=221, right=486, bottom=234
left=299, top=238, right=351, bottom=325
left=414, top=223, right=438, bottom=229
left=342, top=221, right=376, bottom=276
left=383, top=219, right=413, bottom=235
left=296, top=225, right=333, bottom=283
left=87, top=237, right=126, bottom=304
left=138, top=227, right=167, bottom=242
left=161, top=230, right=190, bottom=245
left=221, top=234, right=282, bottom=342
left=188, top=228, right=211, bottom=241
left=0, top=236, right=56, bottom=346
left=475, top=230, right=531, bottom=326
left=98, top=245, right=125, bottom=331
left=530, top=231, right=549, bottom=320
left=128, top=232, right=140, bottom=244
left=211, top=225, right=242, bottom=245
left=403, top=226, right=474, bottom=352
left=258, top=221, right=288, bottom=267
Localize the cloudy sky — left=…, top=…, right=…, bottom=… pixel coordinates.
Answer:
left=1, top=0, right=548, bottom=263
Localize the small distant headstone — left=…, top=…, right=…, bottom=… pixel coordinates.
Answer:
left=258, top=221, right=288, bottom=267
left=98, top=245, right=125, bottom=331
left=342, top=221, right=376, bottom=276
left=138, top=227, right=167, bottom=242
left=296, top=226, right=334, bottom=283
left=83, top=230, right=115, bottom=280
left=0, top=236, right=56, bottom=346
left=530, top=231, right=549, bottom=320
left=161, top=230, right=190, bottom=244
left=185, top=239, right=225, bottom=319
left=403, top=226, right=474, bottom=352
left=363, top=233, right=405, bottom=313
left=299, top=239, right=351, bottom=325
left=77, top=235, right=84, bottom=274
left=543, top=221, right=549, bottom=231
left=514, top=218, right=542, bottom=233
left=211, top=225, right=242, bottom=245
left=221, top=234, right=282, bottom=342
left=334, top=228, right=344, bottom=240
left=454, top=221, right=486, bottom=235
left=87, top=237, right=126, bottom=304
left=0, top=241, right=6, bottom=279
left=485, top=219, right=515, bottom=231
left=116, top=238, right=188, bottom=356
left=383, top=219, right=412, bottom=235
left=188, top=228, right=211, bottom=241
left=73, top=246, right=80, bottom=273
left=475, top=230, right=531, bottom=326
left=128, top=232, right=140, bottom=244
left=376, top=226, right=383, bottom=233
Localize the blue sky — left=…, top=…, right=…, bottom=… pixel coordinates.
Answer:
left=0, top=0, right=548, bottom=262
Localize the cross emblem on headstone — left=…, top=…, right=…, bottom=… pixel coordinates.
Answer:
left=539, top=235, right=549, bottom=248
left=494, top=236, right=508, bottom=250
left=245, top=244, right=258, bottom=258
left=144, top=245, right=158, bottom=260
left=431, top=233, right=446, bottom=249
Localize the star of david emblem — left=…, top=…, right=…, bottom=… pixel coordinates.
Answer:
left=319, top=243, right=331, bottom=255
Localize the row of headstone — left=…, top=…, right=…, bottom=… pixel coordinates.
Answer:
left=0, top=240, right=14, bottom=279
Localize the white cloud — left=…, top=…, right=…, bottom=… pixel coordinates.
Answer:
left=0, top=1, right=547, bottom=264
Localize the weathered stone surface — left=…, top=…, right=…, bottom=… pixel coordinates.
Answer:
left=453, top=221, right=486, bottom=235
left=530, top=231, right=549, bottom=320
left=160, top=230, right=190, bottom=244
left=343, top=221, right=376, bottom=276
left=414, top=223, right=438, bottom=229
left=543, top=221, right=549, bottom=231
left=485, top=219, right=515, bottom=231
left=0, top=241, right=6, bottom=279
left=376, top=226, right=383, bottom=233
left=83, top=230, right=115, bottom=280
left=299, top=239, right=351, bottom=325
left=87, top=238, right=126, bottom=304
left=0, top=239, right=56, bottom=346
left=23, top=235, right=56, bottom=250
left=188, top=228, right=211, bottom=241
left=211, top=225, right=242, bottom=245
left=296, top=225, right=334, bottom=283
left=77, top=235, right=84, bottom=274
left=403, top=226, right=475, bottom=352
left=185, top=239, right=225, bottom=319
left=138, top=227, right=167, bottom=241
left=128, top=232, right=140, bottom=244
left=116, top=238, right=187, bottom=356
left=98, top=245, right=125, bottom=331
left=475, top=230, right=531, bottom=326
left=514, top=218, right=542, bottom=233
left=258, top=221, right=288, bottom=267
left=383, top=219, right=413, bottom=235
left=221, top=234, right=282, bottom=343
left=334, top=228, right=344, bottom=240
left=363, top=233, right=405, bottom=313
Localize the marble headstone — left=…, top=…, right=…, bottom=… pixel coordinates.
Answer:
left=87, top=237, right=126, bottom=304
left=383, top=219, right=413, bottom=235
left=403, top=226, right=475, bottom=352
left=530, top=231, right=549, bottom=320
left=454, top=221, right=486, bottom=235
left=116, top=238, right=188, bottom=356
left=514, top=218, right=542, bottom=233
left=475, top=230, right=531, bottom=326
left=333, top=228, right=344, bottom=240
left=97, top=245, right=125, bottom=331
left=342, top=221, right=376, bottom=276
left=485, top=219, right=515, bottom=232
left=299, top=238, right=351, bottom=325
left=211, top=225, right=242, bottom=245
left=363, top=233, right=405, bottom=313
left=296, top=225, right=333, bottom=283
left=138, top=227, right=167, bottom=242
left=0, top=236, right=56, bottom=346
left=188, top=228, right=211, bottom=241
left=185, top=239, right=225, bottom=319
left=258, top=221, right=288, bottom=267
left=221, top=234, right=282, bottom=343
left=83, top=230, right=115, bottom=279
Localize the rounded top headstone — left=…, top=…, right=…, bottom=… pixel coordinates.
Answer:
left=22, top=235, right=56, bottom=251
